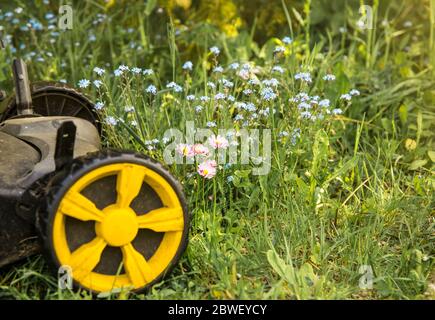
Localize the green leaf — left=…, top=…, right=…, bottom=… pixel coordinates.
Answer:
left=398, top=104, right=408, bottom=125
left=145, top=0, right=157, bottom=16
left=428, top=151, right=435, bottom=162
left=323, top=157, right=358, bottom=186
left=408, top=159, right=428, bottom=170
left=291, top=8, right=305, bottom=26
left=311, top=129, right=329, bottom=176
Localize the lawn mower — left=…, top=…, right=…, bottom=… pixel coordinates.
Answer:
left=0, top=49, right=189, bottom=293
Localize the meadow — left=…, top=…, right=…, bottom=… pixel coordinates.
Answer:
left=0, top=0, right=433, bottom=299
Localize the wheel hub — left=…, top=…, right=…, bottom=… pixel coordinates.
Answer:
left=96, top=205, right=138, bottom=247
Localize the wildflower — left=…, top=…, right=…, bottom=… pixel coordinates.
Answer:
left=227, top=175, right=234, bottom=183
left=291, top=128, right=301, bottom=145
left=130, top=120, right=138, bottom=127
left=45, top=12, right=55, bottom=20
left=274, top=46, right=286, bottom=54
left=167, top=82, right=183, bottom=92
left=214, top=92, right=226, bottom=100
left=234, top=114, right=244, bottom=121
left=209, top=46, right=220, bottom=55
left=206, top=121, right=217, bottom=128
left=114, top=69, right=123, bottom=77
left=282, top=36, right=292, bottom=44
left=298, top=102, right=311, bottom=110
left=207, top=82, right=216, bottom=89
left=78, top=79, right=90, bottom=88
left=152, top=139, right=159, bottom=144
left=195, top=105, right=203, bottom=113
left=213, top=66, right=224, bottom=73
left=182, top=61, right=193, bottom=71
left=94, top=102, right=105, bottom=110
left=296, top=92, right=310, bottom=101
left=261, top=87, right=277, bottom=101
left=262, top=78, right=279, bottom=87
left=332, top=108, right=343, bottom=115
left=238, top=69, right=250, bottom=80
left=243, top=88, right=253, bottom=95
left=323, top=74, right=336, bottom=81
left=105, top=116, right=118, bottom=126
left=200, top=96, right=210, bottom=102
left=93, top=80, right=102, bottom=89
left=162, top=137, right=170, bottom=144
left=186, top=95, right=195, bottom=101
left=339, top=27, right=347, bottom=33
left=176, top=144, right=194, bottom=157
left=245, top=103, right=256, bottom=112
left=229, top=62, right=240, bottom=70
left=143, top=69, right=154, bottom=76
left=319, top=99, right=330, bottom=108
left=208, top=135, right=229, bottom=149
left=241, top=63, right=251, bottom=71
left=340, top=93, right=352, bottom=101
left=93, top=67, right=105, bottom=76
left=131, top=67, right=142, bottom=74
left=236, top=102, right=246, bottom=110
left=124, top=105, right=135, bottom=113
left=294, top=72, right=312, bottom=83
left=279, top=131, right=289, bottom=137
left=221, top=79, right=234, bottom=88
left=403, top=21, right=413, bottom=28
left=193, top=144, right=209, bottom=156
left=146, top=85, right=157, bottom=95
left=300, top=111, right=313, bottom=119
left=349, top=89, right=360, bottom=96
left=248, top=78, right=260, bottom=86
left=272, top=66, right=285, bottom=74
left=259, top=107, right=270, bottom=116
left=198, top=160, right=217, bottom=179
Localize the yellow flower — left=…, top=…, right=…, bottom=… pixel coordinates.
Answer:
left=405, top=138, right=417, bottom=151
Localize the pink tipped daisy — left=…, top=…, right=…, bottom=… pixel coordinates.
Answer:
left=193, top=144, right=209, bottom=156
left=198, top=160, right=217, bottom=179
left=208, top=135, right=229, bottom=149
left=176, top=143, right=194, bottom=157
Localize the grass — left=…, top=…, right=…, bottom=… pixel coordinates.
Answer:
left=0, top=0, right=434, bottom=300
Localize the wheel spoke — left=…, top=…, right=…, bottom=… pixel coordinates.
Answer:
left=68, top=237, right=107, bottom=281
left=121, top=243, right=154, bottom=287
left=116, top=165, right=146, bottom=209
left=137, top=207, right=184, bottom=232
left=58, top=97, right=67, bottom=115
left=59, top=191, right=105, bottom=222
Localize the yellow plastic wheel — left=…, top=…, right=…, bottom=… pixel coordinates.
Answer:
left=37, top=151, right=189, bottom=294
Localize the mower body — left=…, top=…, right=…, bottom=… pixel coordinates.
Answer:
left=0, top=57, right=189, bottom=294
left=0, top=116, right=100, bottom=267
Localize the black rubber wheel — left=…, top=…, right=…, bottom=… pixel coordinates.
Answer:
left=37, top=150, right=189, bottom=294
left=1, top=82, right=101, bottom=132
